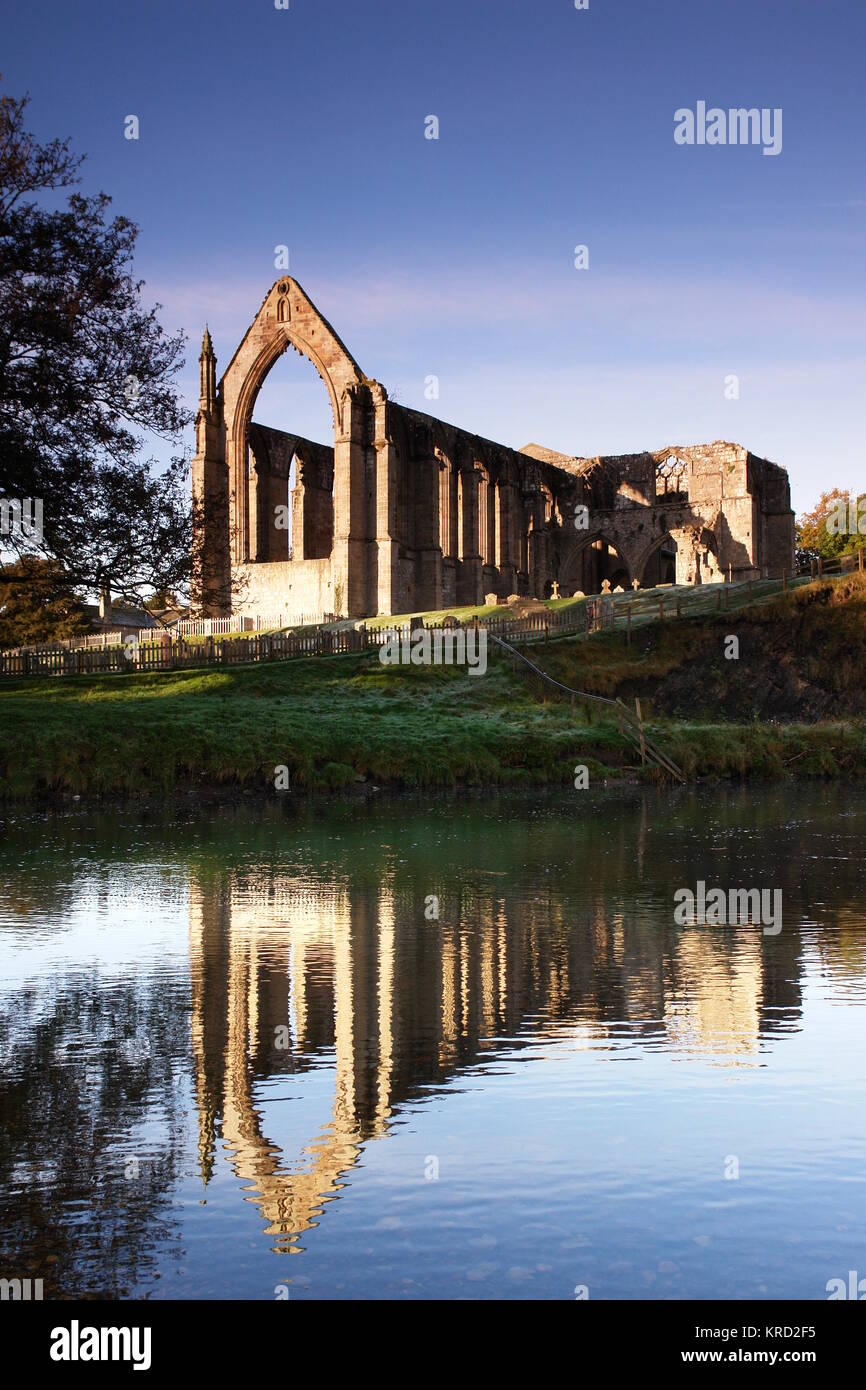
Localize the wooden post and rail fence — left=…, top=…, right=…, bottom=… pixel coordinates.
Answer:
left=0, top=565, right=857, bottom=683
left=488, top=633, right=686, bottom=784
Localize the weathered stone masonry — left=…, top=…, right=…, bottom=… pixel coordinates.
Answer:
left=192, top=278, right=796, bottom=619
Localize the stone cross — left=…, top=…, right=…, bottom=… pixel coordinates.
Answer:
left=550, top=580, right=560, bottom=600
left=632, top=578, right=640, bottom=590
left=601, top=579, right=611, bottom=595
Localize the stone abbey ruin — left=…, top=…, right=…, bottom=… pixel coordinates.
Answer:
left=192, top=278, right=795, bottom=620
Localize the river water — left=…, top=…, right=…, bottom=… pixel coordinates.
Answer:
left=1, top=784, right=864, bottom=1301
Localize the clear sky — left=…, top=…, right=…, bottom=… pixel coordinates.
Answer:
left=3, top=0, right=865, bottom=513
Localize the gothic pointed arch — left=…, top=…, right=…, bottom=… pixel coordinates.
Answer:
left=220, top=279, right=365, bottom=565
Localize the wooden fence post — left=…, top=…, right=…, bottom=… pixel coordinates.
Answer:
left=627, top=606, right=631, bottom=645
left=658, top=600, right=664, bottom=621
left=635, top=697, right=646, bottom=768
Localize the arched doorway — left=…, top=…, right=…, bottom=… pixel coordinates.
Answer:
left=564, top=535, right=631, bottom=595
left=642, top=535, right=678, bottom=587
left=638, top=527, right=720, bottom=587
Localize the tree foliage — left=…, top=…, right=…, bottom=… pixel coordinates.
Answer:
left=796, top=489, right=866, bottom=563
left=0, top=556, right=89, bottom=647
left=0, top=81, right=193, bottom=609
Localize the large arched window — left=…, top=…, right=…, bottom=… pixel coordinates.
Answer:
left=438, top=457, right=451, bottom=555
left=253, top=343, right=335, bottom=448
left=245, top=344, right=336, bottom=566
left=287, top=454, right=297, bottom=560
left=540, top=484, right=553, bottom=524
left=479, top=467, right=495, bottom=566
left=655, top=455, right=688, bottom=497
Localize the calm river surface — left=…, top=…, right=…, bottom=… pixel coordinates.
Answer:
left=1, top=784, right=864, bottom=1301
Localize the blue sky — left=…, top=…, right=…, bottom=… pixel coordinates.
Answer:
left=4, top=0, right=865, bottom=512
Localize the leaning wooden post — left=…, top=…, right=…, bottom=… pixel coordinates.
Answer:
left=658, top=599, right=664, bottom=621
left=635, top=697, right=646, bottom=768
left=627, top=605, right=631, bottom=645
left=818, top=556, right=823, bottom=578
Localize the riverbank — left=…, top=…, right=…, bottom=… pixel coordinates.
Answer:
left=1, top=575, right=864, bottom=801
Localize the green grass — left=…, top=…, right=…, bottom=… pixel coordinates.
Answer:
left=536, top=572, right=866, bottom=717
left=150, top=625, right=301, bottom=646
left=362, top=595, right=584, bottom=629
left=2, top=574, right=865, bottom=801
left=0, top=651, right=634, bottom=799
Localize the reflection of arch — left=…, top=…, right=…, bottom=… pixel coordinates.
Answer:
left=188, top=886, right=376, bottom=1253
left=186, top=840, right=778, bottom=1262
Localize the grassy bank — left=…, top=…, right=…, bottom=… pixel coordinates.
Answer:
left=538, top=571, right=866, bottom=721
left=1, top=576, right=864, bottom=800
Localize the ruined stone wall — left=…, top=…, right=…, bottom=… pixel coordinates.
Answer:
left=191, top=278, right=795, bottom=620
left=235, top=558, right=334, bottom=622
left=376, top=403, right=583, bottom=613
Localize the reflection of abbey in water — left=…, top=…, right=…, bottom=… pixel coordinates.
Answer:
left=189, top=867, right=803, bottom=1253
